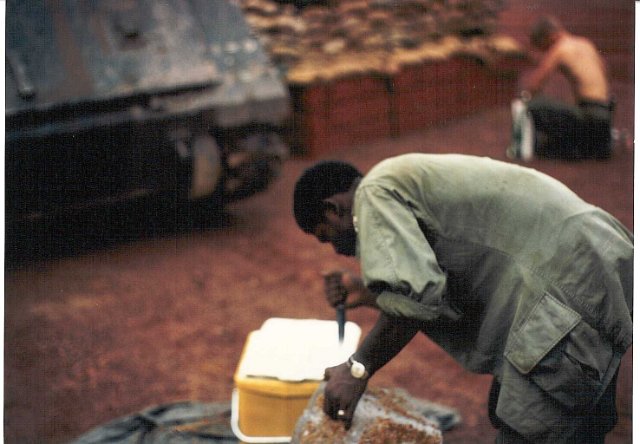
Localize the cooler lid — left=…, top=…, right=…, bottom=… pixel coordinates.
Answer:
left=236, top=318, right=361, bottom=382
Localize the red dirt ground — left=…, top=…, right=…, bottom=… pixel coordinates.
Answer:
left=4, top=1, right=633, bottom=443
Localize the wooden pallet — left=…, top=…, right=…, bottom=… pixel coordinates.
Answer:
left=287, top=53, right=526, bottom=157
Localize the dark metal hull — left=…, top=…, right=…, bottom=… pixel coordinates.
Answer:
left=6, top=0, right=290, bottom=221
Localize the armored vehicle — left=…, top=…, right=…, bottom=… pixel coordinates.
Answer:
left=5, top=0, right=290, bottom=223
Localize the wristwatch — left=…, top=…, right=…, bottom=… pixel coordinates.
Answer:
left=347, top=355, right=369, bottom=380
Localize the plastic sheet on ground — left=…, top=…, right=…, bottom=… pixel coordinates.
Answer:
left=70, top=391, right=460, bottom=443
left=69, top=401, right=239, bottom=444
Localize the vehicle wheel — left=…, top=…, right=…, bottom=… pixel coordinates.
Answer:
left=175, top=134, right=226, bottom=229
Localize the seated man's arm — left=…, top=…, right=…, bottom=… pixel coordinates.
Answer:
left=523, top=45, right=562, bottom=95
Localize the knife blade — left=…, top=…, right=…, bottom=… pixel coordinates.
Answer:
left=336, top=303, right=345, bottom=344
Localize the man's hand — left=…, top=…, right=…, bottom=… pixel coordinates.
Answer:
left=322, top=270, right=378, bottom=309
left=323, top=363, right=368, bottom=430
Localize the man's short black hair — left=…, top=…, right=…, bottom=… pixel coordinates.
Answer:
left=293, top=160, right=363, bottom=233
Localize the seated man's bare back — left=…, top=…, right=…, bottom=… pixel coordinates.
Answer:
left=526, top=32, right=609, bottom=103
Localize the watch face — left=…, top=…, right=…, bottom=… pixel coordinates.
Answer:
left=351, top=361, right=366, bottom=379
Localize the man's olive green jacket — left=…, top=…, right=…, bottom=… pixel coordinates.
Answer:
left=353, top=153, right=632, bottom=440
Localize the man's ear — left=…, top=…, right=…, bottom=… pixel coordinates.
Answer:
left=322, top=197, right=340, bottom=216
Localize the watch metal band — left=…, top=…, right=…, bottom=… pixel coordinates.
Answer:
left=347, top=355, right=369, bottom=379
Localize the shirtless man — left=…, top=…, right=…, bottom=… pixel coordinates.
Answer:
left=524, top=16, right=609, bottom=103
left=513, top=16, right=613, bottom=159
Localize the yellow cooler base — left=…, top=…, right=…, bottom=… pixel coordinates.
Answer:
left=230, top=320, right=360, bottom=442
left=231, top=377, right=320, bottom=443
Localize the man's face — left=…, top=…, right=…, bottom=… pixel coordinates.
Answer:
left=313, top=207, right=357, bottom=256
left=532, top=33, right=555, bottom=52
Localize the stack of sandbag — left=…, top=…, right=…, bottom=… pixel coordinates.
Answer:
left=236, top=0, right=522, bottom=84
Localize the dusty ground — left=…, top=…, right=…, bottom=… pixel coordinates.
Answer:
left=4, top=1, right=634, bottom=443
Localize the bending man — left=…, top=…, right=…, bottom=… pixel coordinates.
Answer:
left=292, top=153, right=632, bottom=443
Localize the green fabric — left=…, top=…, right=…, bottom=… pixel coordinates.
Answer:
left=353, top=154, right=633, bottom=376
left=505, top=293, right=581, bottom=374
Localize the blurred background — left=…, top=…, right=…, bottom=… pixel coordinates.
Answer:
left=4, top=0, right=633, bottom=442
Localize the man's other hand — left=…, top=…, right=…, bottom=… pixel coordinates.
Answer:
left=323, top=363, right=368, bottom=429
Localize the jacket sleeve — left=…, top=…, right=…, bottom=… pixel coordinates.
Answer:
left=355, top=185, right=458, bottom=321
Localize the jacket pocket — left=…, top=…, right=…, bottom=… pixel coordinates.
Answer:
left=504, top=292, right=604, bottom=411
left=505, top=292, right=581, bottom=374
